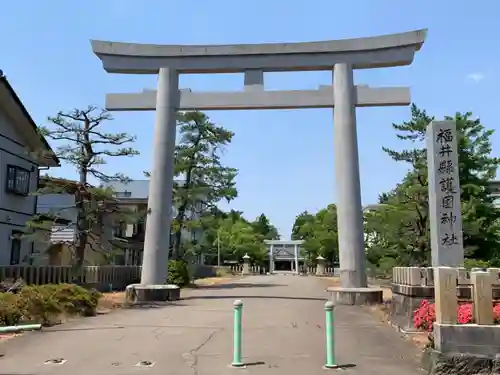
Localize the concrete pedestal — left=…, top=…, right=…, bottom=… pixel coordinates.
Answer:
left=125, top=284, right=180, bottom=305
left=242, top=263, right=250, bottom=275
left=242, top=254, right=251, bottom=275
left=327, top=286, right=383, bottom=305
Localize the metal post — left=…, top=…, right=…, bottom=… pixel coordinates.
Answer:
left=217, top=228, right=221, bottom=267
left=269, top=244, right=274, bottom=274
left=231, top=300, right=245, bottom=367
left=294, top=244, right=299, bottom=275
left=324, top=301, right=338, bottom=369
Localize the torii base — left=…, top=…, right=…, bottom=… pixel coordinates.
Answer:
left=327, top=287, right=383, bottom=306
left=125, top=284, right=181, bottom=305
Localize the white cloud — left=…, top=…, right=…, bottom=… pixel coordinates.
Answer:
left=465, top=72, right=485, bottom=83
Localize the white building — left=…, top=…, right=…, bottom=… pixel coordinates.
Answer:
left=0, top=72, right=58, bottom=265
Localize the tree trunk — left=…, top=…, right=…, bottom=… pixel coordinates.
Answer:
left=172, top=132, right=201, bottom=259
left=74, top=188, right=88, bottom=283
left=74, top=128, right=90, bottom=283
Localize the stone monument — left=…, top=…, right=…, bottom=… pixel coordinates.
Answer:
left=91, top=29, right=426, bottom=303
left=426, top=120, right=464, bottom=266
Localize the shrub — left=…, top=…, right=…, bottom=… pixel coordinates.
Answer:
left=463, top=259, right=490, bottom=269
left=0, top=283, right=101, bottom=326
left=215, top=267, right=230, bottom=277
left=167, top=260, right=190, bottom=287
left=0, top=292, right=24, bottom=326
left=33, top=284, right=101, bottom=317
left=413, top=299, right=500, bottom=331
left=19, top=285, right=63, bottom=324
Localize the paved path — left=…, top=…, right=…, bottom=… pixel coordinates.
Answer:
left=0, top=275, right=424, bottom=374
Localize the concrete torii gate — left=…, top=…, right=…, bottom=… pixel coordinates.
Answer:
left=91, top=29, right=426, bottom=304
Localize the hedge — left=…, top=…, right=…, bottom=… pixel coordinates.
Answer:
left=0, top=283, right=101, bottom=326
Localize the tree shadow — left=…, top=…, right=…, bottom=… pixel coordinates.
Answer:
left=120, top=301, right=189, bottom=310
left=246, top=361, right=266, bottom=367
left=326, top=363, right=357, bottom=370
left=194, top=283, right=285, bottom=290
left=182, top=295, right=326, bottom=302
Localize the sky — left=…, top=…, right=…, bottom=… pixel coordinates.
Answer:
left=2, top=0, right=500, bottom=239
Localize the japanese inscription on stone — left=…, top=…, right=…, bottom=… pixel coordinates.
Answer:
left=427, top=120, right=464, bottom=266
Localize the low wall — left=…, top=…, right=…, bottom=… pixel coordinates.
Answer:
left=189, top=264, right=217, bottom=279
left=391, top=266, right=500, bottom=331
left=392, top=266, right=500, bottom=370
left=226, top=264, right=338, bottom=276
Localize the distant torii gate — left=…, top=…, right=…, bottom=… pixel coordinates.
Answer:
left=265, top=240, right=303, bottom=274
left=91, top=29, right=426, bottom=303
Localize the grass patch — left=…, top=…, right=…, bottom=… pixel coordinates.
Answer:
left=98, top=292, right=126, bottom=310
left=194, top=276, right=237, bottom=286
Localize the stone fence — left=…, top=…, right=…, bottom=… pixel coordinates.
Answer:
left=392, top=266, right=500, bottom=358
left=0, top=263, right=340, bottom=293
left=227, top=264, right=338, bottom=276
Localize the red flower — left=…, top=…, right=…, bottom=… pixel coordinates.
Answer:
left=457, top=303, right=473, bottom=324
left=493, top=304, right=500, bottom=323
left=413, top=300, right=500, bottom=332
left=413, top=300, right=436, bottom=332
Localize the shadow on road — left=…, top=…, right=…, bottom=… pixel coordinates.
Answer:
left=182, top=295, right=326, bottom=302
left=194, top=283, right=285, bottom=290
left=119, top=301, right=190, bottom=310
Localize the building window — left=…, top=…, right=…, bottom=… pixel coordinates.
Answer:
left=114, top=191, right=132, bottom=198
left=137, top=220, right=145, bottom=235
left=494, top=197, right=500, bottom=208
left=6, top=165, right=30, bottom=196
left=29, top=242, right=35, bottom=265
left=113, top=221, right=127, bottom=238
left=191, top=230, right=198, bottom=242
left=10, top=231, right=22, bottom=265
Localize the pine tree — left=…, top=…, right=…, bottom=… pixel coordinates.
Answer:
left=30, top=106, right=139, bottom=274
left=250, top=214, right=280, bottom=240
left=367, top=104, right=500, bottom=265
left=170, top=111, right=238, bottom=259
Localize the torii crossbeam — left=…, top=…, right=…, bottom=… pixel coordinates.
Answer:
left=105, top=84, right=410, bottom=111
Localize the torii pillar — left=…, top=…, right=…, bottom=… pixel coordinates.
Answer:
left=91, top=29, right=426, bottom=304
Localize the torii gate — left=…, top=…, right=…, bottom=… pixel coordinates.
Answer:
left=91, top=29, right=426, bottom=304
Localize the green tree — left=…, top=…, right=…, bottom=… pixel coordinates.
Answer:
left=29, top=106, right=139, bottom=273
left=170, top=111, right=238, bottom=260
left=291, top=211, right=315, bottom=240
left=251, top=213, right=280, bottom=240
left=296, top=205, right=339, bottom=265
left=225, top=209, right=248, bottom=224
left=366, top=104, right=500, bottom=266
left=364, top=174, right=430, bottom=267
left=217, top=218, right=267, bottom=264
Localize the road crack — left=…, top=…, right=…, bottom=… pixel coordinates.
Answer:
left=183, top=328, right=224, bottom=375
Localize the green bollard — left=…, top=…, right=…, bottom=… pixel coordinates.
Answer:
left=323, top=301, right=339, bottom=369
left=231, top=299, right=245, bottom=367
